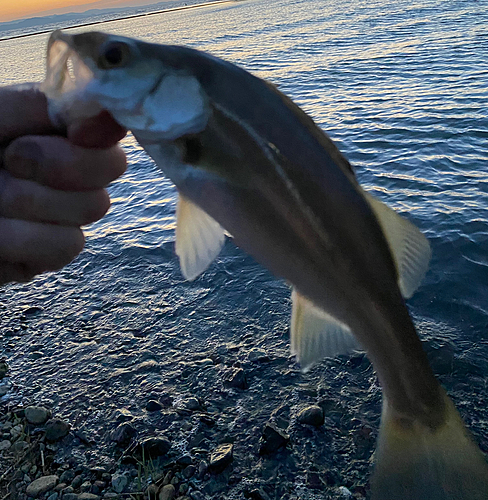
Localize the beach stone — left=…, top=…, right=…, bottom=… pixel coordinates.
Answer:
left=110, top=422, right=136, bottom=445
left=79, top=494, right=101, bottom=500
left=209, top=443, right=233, bottom=473
left=338, top=486, right=353, bottom=498
left=147, top=484, right=158, bottom=499
left=0, top=439, right=11, bottom=451
left=158, top=484, right=176, bottom=500
left=146, top=400, right=163, bottom=412
left=25, top=406, right=51, bottom=425
left=183, top=464, right=196, bottom=479
left=0, top=360, right=8, bottom=379
left=111, top=473, right=128, bottom=493
left=259, top=423, right=289, bottom=455
left=26, top=475, right=58, bottom=498
left=180, top=397, right=202, bottom=411
left=10, top=440, right=29, bottom=454
left=249, top=489, right=271, bottom=500
left=80, top=480, right=92, bottom=492
left=198, top=461, right=208, bottom=480
left=72, top=475, right=84, bottom=489
left=190, top=491, right=206, bottom=500
left=247, top=349, right=269, bottom=363
left=59, top=469, right=76, bottom=484
left=139, top=436, right=171, bottom=458
left=62, top=494, right=79, bottom=500
left=298, top=405, right=324, bottom=427
left=45, top=419, right=70, bottom=441
left=224, top=368, right=248, bottom=390
left=47, top=493, right=58, bottom=500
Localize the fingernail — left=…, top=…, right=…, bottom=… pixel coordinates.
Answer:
left=5, top=139, right=43, bottom=179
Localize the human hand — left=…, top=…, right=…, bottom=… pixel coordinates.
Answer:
left=0, top=84, right=127, bottom=285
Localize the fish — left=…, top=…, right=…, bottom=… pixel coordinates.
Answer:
left=41, top=30, right=488, bottom=499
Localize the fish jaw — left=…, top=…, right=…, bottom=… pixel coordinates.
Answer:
left=42, top=30, right=211, bottom=140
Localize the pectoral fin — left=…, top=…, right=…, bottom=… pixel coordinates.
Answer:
left=175, top=194, right=226, bottom=280
left=290, top=289, right=360, bottom=371
left=363, top=191, right=431, bottom=299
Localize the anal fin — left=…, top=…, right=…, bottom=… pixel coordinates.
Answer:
left=290, top=289, right=361, bottom=372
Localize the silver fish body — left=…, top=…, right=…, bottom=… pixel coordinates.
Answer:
left=42, top=31, right=488, bottom=499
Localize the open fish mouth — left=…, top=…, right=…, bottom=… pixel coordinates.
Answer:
left=41, top=31, right=102, bottom=127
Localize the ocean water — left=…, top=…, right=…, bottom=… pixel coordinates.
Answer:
left=1, top=0, right=488, bottom=496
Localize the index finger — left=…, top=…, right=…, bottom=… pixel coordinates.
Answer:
left=0, top=84, right=55, bottom=145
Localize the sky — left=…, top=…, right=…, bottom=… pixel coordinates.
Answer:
left=0, top=0, right=164, bottom=23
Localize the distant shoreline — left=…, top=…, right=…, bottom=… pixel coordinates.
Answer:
left=0, top=0, right=237, bottom=42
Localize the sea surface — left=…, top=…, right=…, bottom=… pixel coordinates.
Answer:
left=1, top=0, right=487, bottom=497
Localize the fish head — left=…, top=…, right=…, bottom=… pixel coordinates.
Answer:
left=42, top=30, right=211, bottom=141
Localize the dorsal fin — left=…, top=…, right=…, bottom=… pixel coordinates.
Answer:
left=363, top=191, right=431, bottom=299
left=175, top=194, right=226, bottom=280
left=290, top=289, right=361, bottom=372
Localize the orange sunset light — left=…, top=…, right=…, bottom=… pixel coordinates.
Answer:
left=0, top=0, right=144, bottom=23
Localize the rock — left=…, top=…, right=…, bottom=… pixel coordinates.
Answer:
left=62, top=494, right=79, bottom=500
left=297, top=405, right=324, bottom=427
left=139, top=436, right=171, bottom=458
left=0, top=360, right=8, bottom=379
left=111, top=473, right=128, bottom=493
left=190, top=491, right=206, bottom=500
left=259, top=423, right=289, bottom=455
left=79, top=494, right=101, bottom=500
left=179, top=397, right=202, bottom=411
left=198, top=460, right=208, bottom=480
left=72, top=475, right=83, bottom=489
left=209, top=443, right=233, bottom=473
left=26, top=475, right=59, bottom=498
left=183, top=465, right=196, bottom=479
left=338, top=486, right=353, bottom=498
left=59, top=469, right=76, bottom=484
left=147, top=484, right=158, bottom=500
left=158, top=484, right=176, bottom=500
left=45, top=419, right=70, bottom=441
left=0, top=439, right=11, bottom=451
left=10, top=440, right=29, bottom=454
left=25, top=406, right=51, bottom=425
left=224, top=368, right=248, bottom=390
left=307, top=471, right=325, bottom=489
left=247, top=349, right=269, bottom=363
left=249, top=489, right=271, bottom=500
left=47, top=493, right=58, bottom=500
left=80, top=480, right=92, bottom=492
left=0, top=383, right=10, bottom=397
left=146, top=400, right=163, bottom=412
left=110, top=422, right=137, bottom=445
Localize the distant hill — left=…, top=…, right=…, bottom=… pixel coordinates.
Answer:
left=0, top=0, right=216, bottom=39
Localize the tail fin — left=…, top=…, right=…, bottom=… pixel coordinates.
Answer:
left=372, top=392, right=488, bottom=500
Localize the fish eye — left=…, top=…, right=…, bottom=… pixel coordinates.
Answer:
left=98, top=41, right=131, bottom=69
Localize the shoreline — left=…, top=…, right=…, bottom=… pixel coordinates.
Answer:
left=0, top=0, right=238, bottom=42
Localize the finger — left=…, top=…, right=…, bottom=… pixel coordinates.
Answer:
left=68, top=110, right=127, bottom=148
left=0, top=218, right=85, bottom=271
left=0, top=84, right=56, bottom=144
left=0, top=262, right=39, bottom=286
left=4, top=135, right=127, bottom=191
left=0, top=171, right=111, bottom=226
